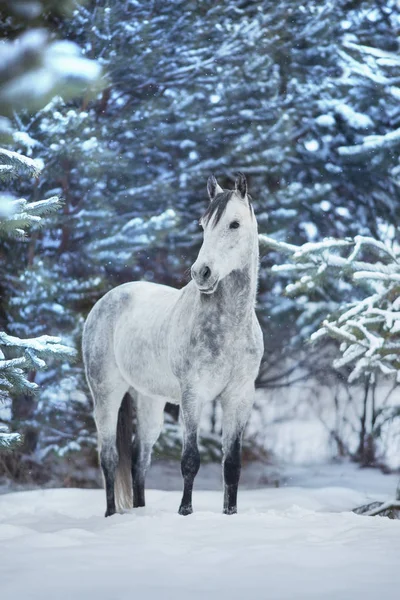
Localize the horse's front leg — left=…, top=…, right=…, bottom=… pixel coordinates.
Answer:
left=221, top=382, right=255, bottom=515
left=178, top=390, right=202, bottom=516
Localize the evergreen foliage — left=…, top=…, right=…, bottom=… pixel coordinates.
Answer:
left=0, top=1, right=102, bottom=140
left=260, top=233, right=400, bottom=384
left=0, top=151, right=75, bottom=451
left=0, top=0, right=101, bottom=454
left=260, top=230, right=400, bottom=466
left=2, top=0, right=400, bottom=475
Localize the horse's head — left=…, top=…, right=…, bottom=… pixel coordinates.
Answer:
left=191, top=173, right=257, bottom=295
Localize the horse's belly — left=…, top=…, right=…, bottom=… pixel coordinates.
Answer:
left=115, top=329, right=181, bottom=403
left=115, top=343, right=180, bottom=403
left=131, top=370, right=180, bottom=403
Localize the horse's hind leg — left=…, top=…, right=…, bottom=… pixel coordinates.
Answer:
left=132, top=394, right=165, bottom=508
left=93, top=380, right=130, bottom=517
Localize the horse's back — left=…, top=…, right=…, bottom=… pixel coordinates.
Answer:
left=83, top=281, right=181, bottom=402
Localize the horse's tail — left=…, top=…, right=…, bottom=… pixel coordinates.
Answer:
left=115, top=393, right=133, bottom=511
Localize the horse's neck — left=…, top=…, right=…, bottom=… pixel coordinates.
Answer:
left=201, top=237, right=259, bottom=322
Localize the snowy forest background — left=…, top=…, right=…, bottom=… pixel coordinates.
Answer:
left=1, top=0, right=400, bottom=490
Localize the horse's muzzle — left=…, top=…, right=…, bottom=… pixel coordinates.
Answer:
left=191, top=263, right=219, bottom=294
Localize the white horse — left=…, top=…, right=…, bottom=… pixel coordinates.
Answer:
left=82, top=173, right=264, bottom=517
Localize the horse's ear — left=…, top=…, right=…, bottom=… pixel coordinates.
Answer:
left=235, top=172, right=247, bottom=199
left=207, top=175, right=223, bottom=201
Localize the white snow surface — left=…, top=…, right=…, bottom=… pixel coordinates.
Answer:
left=1, top=465, right=400, bottom=600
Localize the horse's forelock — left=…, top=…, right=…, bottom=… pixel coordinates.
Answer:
left=202, top=190, right=234, bottom=227
left=202, top=190, right=253, bottom=227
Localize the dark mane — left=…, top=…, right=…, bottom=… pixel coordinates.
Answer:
left=202, top=190, right=234, bottom=226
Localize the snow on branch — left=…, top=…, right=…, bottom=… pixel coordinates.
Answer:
left=259, top=234, right=298, bottom=254
left=0, top=332, right=76, bottom=360
left=338, top=127, right=400, bottom=162
left=0, top=195, right=62, bottom=239
left=0, top=146, right=62, bottom=239
left=354, top=499, right=400, bottom=519
left=0, top=332, right=76, bottom=404
left=260, top=233, right=400, bottom=383
left=343, top=41, right=400, bottom=67
left=0, top=431, right=22, bottom=453
left=0, top=148, right=43, bottom=179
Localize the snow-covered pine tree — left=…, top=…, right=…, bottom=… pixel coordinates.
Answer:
left=4, top=0, right=400, bottom=473
left=0, top=0, right=101, bottom=458
left=257, top=0, right=400, bottom=385
left=262, top=229, right=400, bottom=514
left=0, top=149, right=76, bottom=451
left=259, top=231, right=400, bottom=466
left=260, top=233, right=400, bottom=383
left=17, top=0, right=399, bottom=357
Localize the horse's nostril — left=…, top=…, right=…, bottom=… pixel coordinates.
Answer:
left=201, top=266, right=211, bottom=281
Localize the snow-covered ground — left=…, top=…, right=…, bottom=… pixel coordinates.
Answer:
left=1, top=463, right=400, bottom=600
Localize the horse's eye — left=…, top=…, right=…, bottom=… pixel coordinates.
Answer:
left=229, top=221, right=240, bottom=229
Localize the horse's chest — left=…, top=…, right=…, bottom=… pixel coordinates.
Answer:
left=193, top=312, right=236, bottom=353
left=171, top=301, right=263, bottom=400
left=181, top=316, right=255, bottom=380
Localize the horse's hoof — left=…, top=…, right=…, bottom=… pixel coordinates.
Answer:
left=105, top=508, right=116, bottom=517
left=223, top=507, right=237, bottom=515
left=178, top=504, right=193, bottom=516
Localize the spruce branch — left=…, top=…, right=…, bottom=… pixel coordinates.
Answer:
left=0, top=148, right=42, bottom=179
left=0, top=432, right=22, bottom=453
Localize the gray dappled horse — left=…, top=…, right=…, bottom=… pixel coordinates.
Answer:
left=82, top=173, right=264, bottom=517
